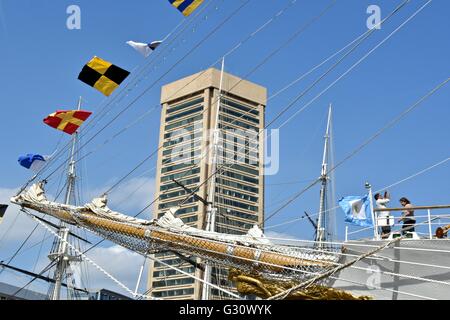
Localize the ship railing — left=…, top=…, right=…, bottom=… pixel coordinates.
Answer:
left=345, top=205, right=450, bottom=241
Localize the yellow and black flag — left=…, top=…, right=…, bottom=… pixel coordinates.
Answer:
left=78, top=56, right=130, bottom=96
left=168, top=0, right=204, bottom=17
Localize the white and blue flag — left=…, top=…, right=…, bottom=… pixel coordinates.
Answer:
left=126, top=40, right=162, bottom=58
left=18, top=154, right=49, bottom=173
left=339, top=195, right=374, bottom=227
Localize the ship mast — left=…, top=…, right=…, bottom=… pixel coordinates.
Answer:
left=316, top=105, right=333, bottom=249
left=48, top=97, right=83, bottom=300
left=202, top=58, right=225, bottom=300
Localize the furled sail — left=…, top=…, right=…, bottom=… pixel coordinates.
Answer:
left=11, top=183, right=339, bottom=286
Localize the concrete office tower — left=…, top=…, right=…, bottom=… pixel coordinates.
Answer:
left=148, top=68, right=267, bottom=300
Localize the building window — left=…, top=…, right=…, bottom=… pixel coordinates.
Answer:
left=160, top=177, right=200, bottom=192
left=167, top=98, right=204, bottom=115
left=159, top=197, right=195, bottom=210
left=160, top=168, right=201, bottom=183
left=166, top=106, right=203, bottom=123
left=152, top=288, right=195, bottom=298
left=153, top=277, right=195, bottom=288
left=165, top=115, right=203, bottom=131
left=219, top=115, right=259, bottom=131
left=216, top=188, right=258, bottom=203
left=216, top=178, right=259, bottom=194
left=221, top=106, right=259, bottom=124
left=220, top=170, right=259, bottom=184
left=216, top=197, right=258, bottom=212
left=217, top=206, right=259, bottom=221
left=153, top=267, right=196, bottom=278
left=161, top=161, right=198, bottom=174
left=163, top=131, right=203, bottom=148
left=222, top=98, right=259, bottom=116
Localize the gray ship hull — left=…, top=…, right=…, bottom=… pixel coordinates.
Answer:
left=328, top=239, right=450, bottom=300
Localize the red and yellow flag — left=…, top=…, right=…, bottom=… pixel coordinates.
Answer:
left=43, top=110, right=92, bottom=135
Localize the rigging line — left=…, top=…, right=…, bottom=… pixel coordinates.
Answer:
left=70, top=0, right=214, bottom=136
left=263, top=236, right=450, bottom=254
left=266, top=155, right=450, bottom=230
left=3, top=217, right=40, bottom=268
left=264, top=76, right=447, bottom=225
left=266, top=0, right=411, bottom=129
left=26, top=212, right=157, bottom=300
left=268, top=237, right=403, bottom=300
left=382, top=157, right=450, bottom=191
left=1, top=173, right=69, bottom=272
left=144, top=254, right=241, bottom=299
left=76, top=0, right=215, bottom=138
left=277, top=0, right=434, bottom=131
left=32, top=229, right=48, bottom=274
left=44, top=0, right=310, bottom=196
left=104, top=149, right=160, bottom=195
left=15, top=0, right=218, bottom=193
left=45, top=1, right=274, bottom=193
left=260, top=236, right=450, bottom=272
left=22, top=0, right=300, bottom=200
left=205, top=0, right=417, bottom=176
left=1, top=235, right=53, bottom=264
left=328, top=275, right=436, bottom=300
left=11, top=260, right=57, bottom=299
left=169, top=0, right=340, bottom=210
left=268, top=28, right=369, bottom=101
left=264, top=179, right=321, bottom=224
left=171, top=0, right=413, bottom=215
left=330, top=80, right=448, bottom=176
left=41, top=0, right=252, bottom=186
left=222, top=0, right=299, bottom=60
left=0, top=212, right=20, bottom=250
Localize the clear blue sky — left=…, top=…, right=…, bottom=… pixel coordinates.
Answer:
left=0, top=0, right=449, bottom=295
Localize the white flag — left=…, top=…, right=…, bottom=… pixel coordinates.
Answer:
left=127, top=40, right=162, bottom=58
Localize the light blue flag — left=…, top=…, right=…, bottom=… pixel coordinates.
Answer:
left=339, top=195, right=374, bottom=227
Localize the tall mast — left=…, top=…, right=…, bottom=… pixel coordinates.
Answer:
left=202, top=58, right=225, bottom=300
left=49, top=97, right=83, bottom=300
left=316, top=104, right=333, bottom=249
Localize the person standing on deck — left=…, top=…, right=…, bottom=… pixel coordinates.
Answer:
left=374, top=192, right=391, bottom=239
left=399, top=197, right=416, bottom=235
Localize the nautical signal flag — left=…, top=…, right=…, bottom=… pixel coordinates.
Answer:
left=168, top=0, right=204, bottom=16
left=0, top=205, right=8, bottom=224
left=44, top=110, right=92, bottom=135
left=127, top=40, right=162, bottom=58
left=339, top=195, right=374, bottom=228
left=18, top=154, right=48, bottom=172
left=78, top=56, right=130, bottom=96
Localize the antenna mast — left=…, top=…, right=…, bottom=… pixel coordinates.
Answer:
left=48, top=97, right=83, bottom=300
left=316, top=104, right=333, bottom=249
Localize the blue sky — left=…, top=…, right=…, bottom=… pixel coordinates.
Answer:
left=0, top=0, right=449, bottom=296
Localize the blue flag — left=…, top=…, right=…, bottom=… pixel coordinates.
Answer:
left=339, top=195, right=374, bottom=227
left=18, top=154, right=47, bottom=172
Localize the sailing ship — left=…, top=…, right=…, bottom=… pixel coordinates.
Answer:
left=8, top=100, right=450, bottom=300
left=2, top=0, right=450, bottom=301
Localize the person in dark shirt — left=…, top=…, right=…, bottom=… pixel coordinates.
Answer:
left=399, top=197, right=416, bottom=235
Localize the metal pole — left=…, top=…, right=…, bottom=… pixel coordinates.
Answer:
left=134, top=258, right=146, bottom=298
left=316, top=105, right=332, bottom=249
left=50, top=97, right=82, bottom=300
left=428, top=210, right=433, bottom=240
left=202, top=58, right=225, bottom=301
left=366, top=183, right=379, bottom=240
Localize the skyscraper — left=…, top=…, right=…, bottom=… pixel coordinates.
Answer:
left=148, top=68, right=267, bottom=300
